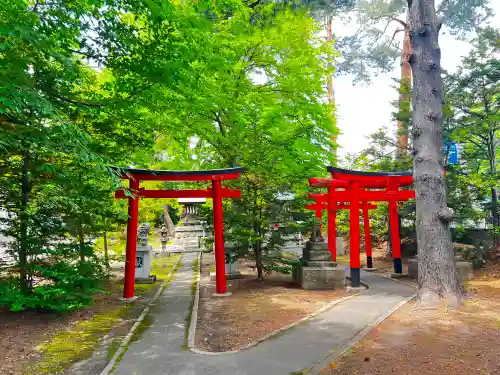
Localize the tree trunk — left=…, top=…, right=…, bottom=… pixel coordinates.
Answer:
left=19, top=152, right=30, bottom=295
left=396, top=11, right=412, bottom=160
left=408, top=0, right=462, bottom=305
left=489, top=133, right=498, bottom=244
left=78, top=221, right=85, bottom=262
left=254, top=242, right=264, bottom=281
left=163, top=204, right=175, bottom=237
left=103, top=231, right=110, bottom=270
left=325, top=14, right=337, bottom=161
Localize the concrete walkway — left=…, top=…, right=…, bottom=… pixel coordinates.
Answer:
left=112, top=253, right=415, bottom=375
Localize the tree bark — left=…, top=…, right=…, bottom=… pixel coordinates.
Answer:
left=396, top=11, right=412, bottom=160
left=103, top=231, right=110, bottom=270
left=19, top=152, right=30, bottom=295
left=78, top=221, right=85, bottom=262
left=489, top=133, right=499, bottom=244
left=407, top=0, right=463, bottom=305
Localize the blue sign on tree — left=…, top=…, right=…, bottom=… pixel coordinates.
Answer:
left=444, top=141, right=459, bottom=165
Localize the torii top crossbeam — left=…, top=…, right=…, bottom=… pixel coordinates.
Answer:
left=111, top=166, right=244, bottom=181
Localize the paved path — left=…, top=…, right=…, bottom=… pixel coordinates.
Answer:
left=112, top=253, right=415, bottom=375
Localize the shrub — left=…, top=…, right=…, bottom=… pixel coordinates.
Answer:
left=0, top=257, right=106, bottom=312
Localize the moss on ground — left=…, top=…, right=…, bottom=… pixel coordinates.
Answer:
left=26, top=254, right=181, bottom=375
left=106, top=337, right=121, bottom=361
left=26, top=304, right=134, bottom=374
left=152, top=254, right=181, bottom=280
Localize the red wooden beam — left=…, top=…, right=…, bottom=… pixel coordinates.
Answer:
left=309, top=177, right=414, bottom=189
left=309, top=190, right=415, bottom=202
left=327, top=167, right=413, bottom=186
left=115, top=188, right=241, bottom=199
left=306, top=202, right=378, bottom=210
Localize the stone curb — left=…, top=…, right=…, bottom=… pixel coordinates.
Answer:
left=187, top=277, right=368, bottom=355
left=308, top=291, right=418, bottom=374
left=99, top=254, right=183, bottom=375
left=186, top=252, right=202, bottom=348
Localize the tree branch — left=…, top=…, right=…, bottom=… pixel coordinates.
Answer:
left=50, top=91, right=103, bottom=108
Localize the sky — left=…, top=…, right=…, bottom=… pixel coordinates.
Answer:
left=334, top=5, right=500, bottom=159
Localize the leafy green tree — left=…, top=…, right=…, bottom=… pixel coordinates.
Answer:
left=123, top=1, right=336, bottom=279
left=0, top=0, right=161, bottom=310
left=445, top=27, right=500, bottom=235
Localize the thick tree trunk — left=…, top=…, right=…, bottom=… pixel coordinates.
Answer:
left=396, top=11, right=412, bottom=160
left=408, top=0, right=462, bottom=305
left=19, top=152, right=30, bottom=295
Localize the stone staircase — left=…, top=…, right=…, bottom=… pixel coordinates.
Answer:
left=169, top=214, right=206, bottom=252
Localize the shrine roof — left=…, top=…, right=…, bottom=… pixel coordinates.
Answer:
left=327, top=166, right=412, bottom=177
left=327, top=166, right=413, bottom=186
left=110, top=166, right=244, bottom=181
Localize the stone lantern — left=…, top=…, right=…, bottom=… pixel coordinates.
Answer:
left=135, top=223, right=155, bottom=283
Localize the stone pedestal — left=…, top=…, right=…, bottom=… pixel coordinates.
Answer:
left=135, top=245, right=155, bottom=283
left=210, top=241, right=242, bottom=281
left=293, top=240, right=345, bottom=290
left=408, top=257, right=473, bottom=283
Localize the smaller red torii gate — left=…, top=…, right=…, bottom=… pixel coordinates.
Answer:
left=112, top=167, right=244, bottom=299
left=308, top=167, right=415, bottom=287
left=306, top=198, right=377, bottom=266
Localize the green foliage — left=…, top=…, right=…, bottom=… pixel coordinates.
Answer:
left=117, top=1, right=337, bottom=278
left=0, top=254, right=106, bottom=312
left=444, top=27, right=500, bottom=231
left=0, top=0, right=158, bottom=311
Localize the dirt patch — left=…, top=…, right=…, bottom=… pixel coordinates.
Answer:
left=320, top=270, right=500, bottom=375
left=195, top=257, right=349, bottom=352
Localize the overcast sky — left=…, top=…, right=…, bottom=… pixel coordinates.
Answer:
left=334, top=5, right=500, bottom=159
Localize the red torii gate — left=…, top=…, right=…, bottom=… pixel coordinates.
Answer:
left=309, top=167, right=415, bottom=287
left=112, top=167, right=244, bottom=299
left=305, top=197, right=377, bottom=266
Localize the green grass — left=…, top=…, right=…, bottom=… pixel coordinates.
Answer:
left=106, top=337, right=121, bottom=361
left=152, top=254, right=181, bottom=280
left=93, top=230, right=166, bottom=260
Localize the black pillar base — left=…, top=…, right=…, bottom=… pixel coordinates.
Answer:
left=366, top=256, right=373, bottom=269
left=350, top=267, right=360, bottom=287
left=393, top=257, right=403, bottom=274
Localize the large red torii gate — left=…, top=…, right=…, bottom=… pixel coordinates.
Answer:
left=308, top=167, right=415, bottom=287
left=112, top=167, right=244, bottom=299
